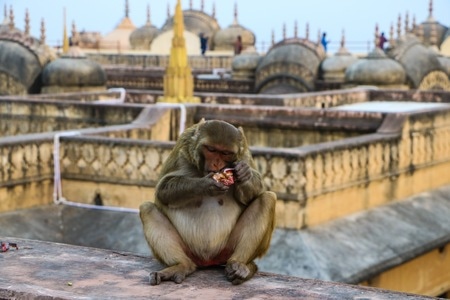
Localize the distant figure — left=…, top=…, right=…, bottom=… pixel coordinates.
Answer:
left=321, top=32, right=330, bottom=53
left=199, top=33, right=208, bottom=56
left=378, top=32, right=388, bottom=50
left=234, top=35, right=243, bottom=55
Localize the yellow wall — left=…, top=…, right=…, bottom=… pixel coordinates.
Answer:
left=361, top=244, right=450, bottom=297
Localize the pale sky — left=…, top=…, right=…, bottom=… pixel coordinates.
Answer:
left=3, top=0, right=450, bottom=53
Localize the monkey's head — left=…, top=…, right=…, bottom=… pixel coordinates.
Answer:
left=191, top=120, right=248, bottom=173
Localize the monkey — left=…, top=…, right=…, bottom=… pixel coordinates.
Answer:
left=139, top=119, right=277, bottom=285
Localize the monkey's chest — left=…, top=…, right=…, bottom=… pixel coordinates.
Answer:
left=168, top=196, right=242, bottom=260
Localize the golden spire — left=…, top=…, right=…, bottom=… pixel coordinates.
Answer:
left=62, top=8, right=69, bottom=53
left=159, top=0, right=199, bottom=103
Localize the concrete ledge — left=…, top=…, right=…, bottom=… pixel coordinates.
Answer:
left=0, top=238, right=434, bottom=300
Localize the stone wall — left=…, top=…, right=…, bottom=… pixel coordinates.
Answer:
left=105, top=68, right=255, bottom=93
left=86, top=53, right=233, bottom=70
left=0, top=97, right=145, bottom=137
left=32, top=88, right=450, bottom=109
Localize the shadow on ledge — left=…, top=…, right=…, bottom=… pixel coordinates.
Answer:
left=0, top=238, right=434, bottom=300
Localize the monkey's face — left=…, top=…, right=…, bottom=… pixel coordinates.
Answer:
left=202, top=144, right=237, bottom=173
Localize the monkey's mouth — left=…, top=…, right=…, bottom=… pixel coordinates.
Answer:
left=212, top=168, right=235, bottom=186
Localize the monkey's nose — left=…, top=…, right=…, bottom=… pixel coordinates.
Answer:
left=212, top=161, right=224, bottom=171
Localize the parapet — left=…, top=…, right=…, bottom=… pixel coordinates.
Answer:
left=0, top=238, right=434, bottom=300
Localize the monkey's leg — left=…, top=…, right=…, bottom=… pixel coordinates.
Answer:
left=225, top=191, right=277, bottom=285
left=139, top=202, right=196, bottom=285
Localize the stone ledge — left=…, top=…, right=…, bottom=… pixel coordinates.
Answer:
left=0, top=238, right=434, bottom=300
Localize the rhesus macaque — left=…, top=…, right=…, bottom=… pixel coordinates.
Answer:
left=139, top=119, right=277, bottom=285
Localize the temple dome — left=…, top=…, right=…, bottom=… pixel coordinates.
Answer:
left=386, top=34, right=447, bottom=89
left=320, top=34, right=358, bottom=82
left=0, top=27, right=55, bottom=95
left=160, top=8, right=220, bottom=48
left=414, top=1, right=449, bottom=48
left=130, top=5, right=161, bottom=51
left=345, top=48, right=406, bottom=87
left=212, top=5, right=254, bottom=51
left=130, top=24, right=160, bottom=50
left=255, top=38, right=324, bottom=94
left=41, top=49, right=106, bottom=93
left=437, top=55, right=450, bottom=77
left=100, top=1, right=136, bottom=50
left=231, top=47, right=261, bottom=80
left=100, top=17, right=136, bottom=50
left=213, top=24, right=255, bottom=52
left=417, top=19, right=448, bottom=47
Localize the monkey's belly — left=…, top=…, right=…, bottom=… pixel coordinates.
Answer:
left=168, top=196, right=242, bottom=263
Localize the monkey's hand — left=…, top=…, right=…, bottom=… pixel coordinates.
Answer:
left=204, top=173, right=230, bottom=196
left=233, top=161, right=252, bottom=183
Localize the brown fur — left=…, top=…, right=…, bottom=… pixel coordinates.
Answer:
left=140, top=119, right=277, bottom=285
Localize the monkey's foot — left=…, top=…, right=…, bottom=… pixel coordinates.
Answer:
left=225, top=260, right=257, bottom=285
left=149, top=264, right=196, bottom=285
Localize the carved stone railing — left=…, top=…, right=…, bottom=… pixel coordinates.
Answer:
left=0, top=136, right=54, bottom=211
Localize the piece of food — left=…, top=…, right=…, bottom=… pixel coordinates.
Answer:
left=213, top=168, right=235, bottom=186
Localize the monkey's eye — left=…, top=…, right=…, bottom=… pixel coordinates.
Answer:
left=204, top=145, right=217, bottom=153
left=204, top=145, right=235, bottom=157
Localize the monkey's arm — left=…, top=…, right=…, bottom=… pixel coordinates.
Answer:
left=233, top=161, right=266, bottom=205
left=156, top=170, right=229, bottom=208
